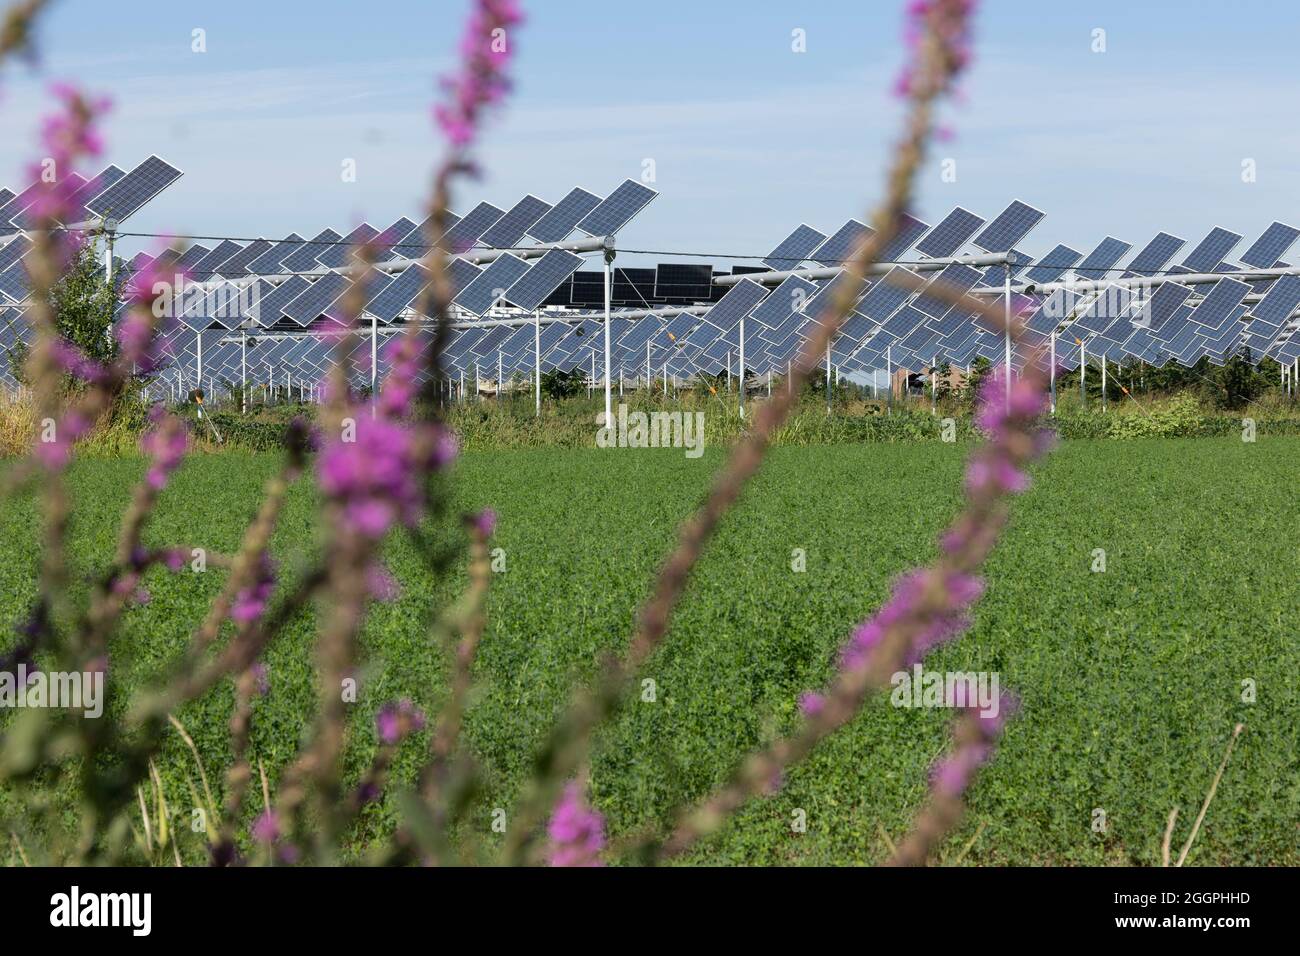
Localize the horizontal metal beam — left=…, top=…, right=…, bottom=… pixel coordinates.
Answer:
left=713, top=251, right=1017, bottom=287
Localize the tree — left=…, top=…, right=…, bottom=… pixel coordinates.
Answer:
left=8, top=235, right=121, bottom=387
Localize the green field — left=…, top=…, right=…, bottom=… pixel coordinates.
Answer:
left=2, top=437, right=1297, bottom=865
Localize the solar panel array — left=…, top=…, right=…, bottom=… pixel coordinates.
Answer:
left=2, top=174, right=1300, bottom=401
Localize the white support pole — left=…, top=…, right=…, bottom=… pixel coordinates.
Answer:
left=886, top=345, right=893, bottom=415
left=1003, top=263, right=1012, bottom=412
left=646, top=340, right=651, bottom=391
left=603, top=255, right=613, bottom=427
left=1101, top=356, right=1108, bottom=412
left=787, top=359, right=792, bottom=396
left=726, top=350, right=731, bottom=391
left=240, top=329, right=247, bottom=414
left=1080, top=339, right=1087, bottom=407
left=931, top=354, right=937, bottom=415
left=534, top=312, right=541, bottom=417
left=196, top=331, right=203, bottom=397
left=460, top=368, right=465, bottom=402
left=1049, top=330, right=1057, bottom=414
left=738, top=317, right=746, bottom=419
left=497, top=349, right=503, bottom=401
left=370, top=312, right=378, bottom=402
left=825, top=338, right=832, bottom=415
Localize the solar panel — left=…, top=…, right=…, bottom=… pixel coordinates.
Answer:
left=173, top=244, right=211, bottom=274
left=576, top=179, right=657, bottom=236
left=245, top=234, right=305, bottom=275
left=1023, top=245, right=1083, bottom=285
left=1186, top=277, right=1251, bottom=330
left=699, top=279, right=767, bottom=333
left=365, top=264, right=429, bottom=321
left=972, top=201, right=1044, bottom=253
left=1140, top=283, right=1194, bottom=335
left=0, top=236, right=31, bottom=273
left=751, top=275, right=819, bottom=329
left=912, top=263, right=983, bottom=318
left=479, top=195, right=551, bottom=249
left=280, top=229, right=344, bottom=273
left=316, top=223, right=379, bottom=269
left=762, top=224, right=828, bottom=269
left=1123, top=232, right=1185, bottom=277
left=372, top=217, right=418, bottom=261
left=189, top=240, right=244, bottom=280
left=810, top=220, right=873, bottom=266
left=443, top=201, right=505, bottom=252
left=1181, top=227, right=1242, bottom=273
left=653, top=263, right=714, bottom=300
left=879, top=214, right=930, bottom=262
left=249, top=276, right=308, bottom=326
left=83, top=155, right=182, bottom=222
left=915, top=207, right=985, bottom=258
left=213, top=239, right=273, bottom=278
left=505, top=249, right=583, bottom=311
left=283, top=273, right=351, bottom=325
left=1238, top=221, right=1300, bottom=268
left=453, top=254, right=531, bottom=317
left=1249, top=273, right=1300, bottom=326
left=1074, top=236, right=1131, bottom=280
left=8, top=172, right=88, bottom=228
left=857, top=267, right=926, bottom=321
left=527, top=187, right=602, bottom=243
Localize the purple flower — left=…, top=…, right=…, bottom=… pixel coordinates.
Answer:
left=230, top=553, right=276, bottom=625
left=546, top=781, right=605, bottom=867
left=473, top=508, right=497, bottom=538
left=23, top=84, right=110, bottom=230
left=894, top=1, right=978, bottom=99
left=433, top=0, right=525, bottom=150
left=139, top=406, right=188, bottom=491
left=375, top=698, right=425, bottom=744
left=251, top=662, right=270, bottom=697
left=797, top=692, right=825, bottom=717
left=33, top=408, right=91, bottom=472
left=251, top=810, right=280, bottom=845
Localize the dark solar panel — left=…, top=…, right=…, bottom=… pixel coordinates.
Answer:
left=527, top=187, right=602, bottom=243
left=1074, top=236, right=1131, bottom=279
left=1181, top=226, right=1242, bottom=273
left=762, top=224, right=827, bottom=269
left=505, top=249, right=583, bottom=311
left=972, top=200, right=1044, bottom=253
left=316, top=223, right=379, bottom=269
left=653, top=263, right=714, bottom=300
left=1123, top=232, right=1185, bottom=277
left=479, top=195, right=551, bottom=249
left=914, top=207, right=985, bottom=258
left=576, top=179, right=657, bottom=236
left=280, top=229, right=344, bottom=273
left=443, top=201, right=505, bottom=251
left=83, top=155, right=182, bottom=222
left=453, top=254, right=531, bottom=316
left=879, top=213, right=930, bottom=261
left=1238, top=221, right=1300, bottom=268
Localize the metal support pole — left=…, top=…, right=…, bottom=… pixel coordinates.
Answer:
left=1101, top=356, right=1108, bottom=412
left=646, top=340, right=651, bottom=391
left=886, top=346, right=893, bottom=415
left=370, top=312, right=378, bottom=401
left=1003, top=264, right=1012, bottom=412
left=1049, top=330, right=1057, bottom=414
left=603, top=251, right=614, bottom=427
left=825, top=338, right=832, bottom=415
left=196, top=331, right=203, bottom=397
left=497, top=349, right=503, bottom=401
left=738, top=317, right=746, bottom=419
left=931, top=354, right=937, bottom=415
left=240, top=329, right=247, bottom=414
left=534, top=312, right=541, bottom=417
left=1080, top=339, right=1087, bottom=408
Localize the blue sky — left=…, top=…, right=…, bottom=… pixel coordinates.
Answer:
left=4, top=0, right=1300, bottom=269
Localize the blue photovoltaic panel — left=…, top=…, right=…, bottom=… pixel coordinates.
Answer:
left=246, top=234, right=305, bottom=274
left=453, top=254, right=531, bottom=317
left=174, top=244, right=211, bottom=273
left=1123, top=232, right=1185, bottom=276
left=1238, top=221, right=1300, bottom=268
left=0, top=180, right=46, bottom=227
left=527, top=187, right=602, bottom=243
left=750, top=275, right=818, bottom=328
left=479, top=195, right=551, bottom=249
left=972, top=200, right=1044, bottom=253
left=443, top=202, right=505, bottom=251
left=879, top=213, right=930, bottom=261
left=365, top=264, right=429, bottom=321
left=83, top=155, right=182, bottom=221
left=372, top=217, right=418, bottom=261
left=447, top=258, right=484, bottom=296
left=390, top=213, right=458, bottom=259
left=213, top=239, right=272, bottom=278
left=1186, top=277, right=1251, bottom=330
left=810, top=220, right=872, bottom=266
left=912, top=263, right=982, bottom=318
left=0, top=236, right=31, bottom=272
left=699, top=279, right=767, bottom=333
left=283, top=273, right=351, bottom=325
left=1142, top=283, right=1194, bottom=334
left=316, top=223, right=379, bottom=269
left=1023, top=244, right=1082, bottom=285
left=1074, top=236, right=1131, bottom=279
left=576, top=179, right=657, bottom=236
left=914, top=207, right=985, bottom=258
left=879, top=305, right=929, bottom=338
left=0, top=264, right=28, bottom=300
left=189, top=240, right=244, bottom=280
left=762, top=224, right=826, bottom=269
left=856, top=267, right=926, bottom=321
left=1181, top=226, right=1242, bottom=273
left=280, top=229, right=343, bottom=273
left=1248, top=273, right=1300, bottom=326
left=504, top=249, right=583, bottom=311
left=8, top=172, right=87, bottom=228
